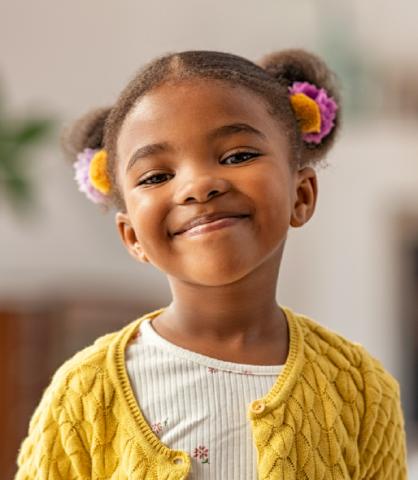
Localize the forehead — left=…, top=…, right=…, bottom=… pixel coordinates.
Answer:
left=116, top=79, right=284, bottom=171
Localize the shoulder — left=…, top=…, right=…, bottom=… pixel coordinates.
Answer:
left=42, top=309, right=165, bottom=406
left=30, top=317, right=141, bottom=424
left=293, top=309, right=400, bottom=397
left=48, top=319, right=140, bottom=395
left=50, top=330, right=119, bottom=389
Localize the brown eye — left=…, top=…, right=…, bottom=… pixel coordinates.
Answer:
left=138, top=173, right=173, bottom=186
left=221, top=151, right=260, bottom=165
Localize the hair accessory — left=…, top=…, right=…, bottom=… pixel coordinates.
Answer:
left=73, top=148, right=111, bottom=204
left=289, top=81, right=338, bottom=144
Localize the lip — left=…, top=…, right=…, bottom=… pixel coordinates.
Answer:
left=173, top=212, right=250, bottom=236
left=181, top=216, right=249, bottom=237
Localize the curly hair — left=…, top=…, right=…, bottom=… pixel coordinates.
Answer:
left=61, top=49, right=341, bottom=212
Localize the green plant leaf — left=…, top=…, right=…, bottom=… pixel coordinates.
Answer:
left=0, top=86, right=55, bottom=214
left=14, top=118, right=54, bottom=144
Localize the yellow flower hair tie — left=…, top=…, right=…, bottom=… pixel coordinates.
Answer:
left=89, top=149, right=111, bottom=194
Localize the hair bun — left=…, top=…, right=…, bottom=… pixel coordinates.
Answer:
left=258, top=49, right=341, bottom=163
left=61, top=107, right=111, bottom=163
left=258, top=49, right=339, bottom=94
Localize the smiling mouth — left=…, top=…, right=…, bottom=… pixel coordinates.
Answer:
left=175, top=215, right=250, bottom=238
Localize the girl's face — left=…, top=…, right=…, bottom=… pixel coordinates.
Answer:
left=115, top=79, right=316, bottom=286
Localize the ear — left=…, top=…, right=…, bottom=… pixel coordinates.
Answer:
left=115, top=211, right=149, bottom=263
left=290, top=167, right=318, bottom=228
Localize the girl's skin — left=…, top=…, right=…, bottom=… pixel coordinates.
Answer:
left=115, top=79, right=318, bottom=365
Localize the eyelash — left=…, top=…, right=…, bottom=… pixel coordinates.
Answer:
left=138, top=151, right=260, bottom=186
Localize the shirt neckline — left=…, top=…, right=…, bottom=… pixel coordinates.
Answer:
left=108, top=303, right=305, bottom=464
left=135, top=318, right=284, bottom=375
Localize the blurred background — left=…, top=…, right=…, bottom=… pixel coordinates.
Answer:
left=1, top=0, right=417, bottom=477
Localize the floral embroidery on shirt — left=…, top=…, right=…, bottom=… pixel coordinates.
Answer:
left=192, top=445, right=209, bottom=463
left=151, top=418, right=168, bottom=435
left=208, top=366, right=255, bottom=375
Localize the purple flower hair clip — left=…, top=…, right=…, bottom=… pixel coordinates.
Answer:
left=73, top=147, right=112, bottom=205
left=289, top=81, right=338, bottom=144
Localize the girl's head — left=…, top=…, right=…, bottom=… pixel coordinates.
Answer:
left=62, top=49, right=341, bottom=286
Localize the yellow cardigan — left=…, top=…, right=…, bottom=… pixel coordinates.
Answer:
left=15, top=305, right=408, bottom=479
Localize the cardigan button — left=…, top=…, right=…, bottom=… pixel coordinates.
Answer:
left=250, top=399, right=266, bottom=414
left=173, top=455, right=184, bottom=465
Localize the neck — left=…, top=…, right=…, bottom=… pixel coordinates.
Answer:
left=158, top=248, right=286, bottom=347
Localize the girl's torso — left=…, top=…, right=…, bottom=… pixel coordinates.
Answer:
left=125, top=317, right=285, bottom=479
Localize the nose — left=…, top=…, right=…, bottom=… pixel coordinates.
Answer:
left=174, top=174, right=231, bottom=204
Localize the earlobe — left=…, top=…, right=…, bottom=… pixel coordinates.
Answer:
left=133, top=242, right=149, bottom=263
left=115, top=211, right=149, bottom=263
left=290, top=167, right=318, bottom=228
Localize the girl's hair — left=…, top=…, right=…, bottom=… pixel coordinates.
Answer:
left=61, top=49, right=341, bottom=212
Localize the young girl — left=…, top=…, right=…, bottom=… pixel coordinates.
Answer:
left=16, top=49, right=407, bottom=479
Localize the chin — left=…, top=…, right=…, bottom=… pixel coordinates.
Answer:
left=186, top=258, right=256, bottom=287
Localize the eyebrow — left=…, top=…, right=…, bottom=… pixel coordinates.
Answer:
left=125, top=122, right=267, bottom=174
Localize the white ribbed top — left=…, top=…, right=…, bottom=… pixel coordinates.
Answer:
left=125, top=318, right=284, bottom=479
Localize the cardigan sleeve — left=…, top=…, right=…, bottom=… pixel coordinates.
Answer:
left=15, top=376, right=91, bottom=480
left=358, top=353, right=408, bottom=479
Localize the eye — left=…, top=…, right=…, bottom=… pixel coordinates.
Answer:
left=137, top=151, right=260, bottom=185
left=221, top=151, right=261, bottom=165
left=138, top=173, right=173, bottom=186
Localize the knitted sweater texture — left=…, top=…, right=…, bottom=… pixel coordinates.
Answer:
left=15, top=305, right=408, bottom=479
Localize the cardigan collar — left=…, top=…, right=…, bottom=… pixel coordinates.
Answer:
left=105, top=304, right=306, bottom=467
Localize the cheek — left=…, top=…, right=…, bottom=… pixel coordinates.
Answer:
left=129, top=192, right=170, bottom=254
left=250, top=170, right=292, bottom=240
